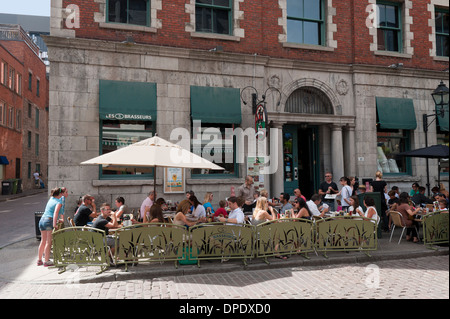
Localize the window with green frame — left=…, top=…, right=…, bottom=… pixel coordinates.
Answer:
left=376, top=129, right=411, bottom=175
left=195, top=0, right=232, bottom=35
left=435, top=7, right=449, bottom=57
left=190, top=123, right=238, bottom=178
left=100, top=120, right=155, bottom=179
left=107, top=0, right=149, bottom=26
left=377, top=1, right=402, bottom=52
left=286, top=0, right=325, bottom=45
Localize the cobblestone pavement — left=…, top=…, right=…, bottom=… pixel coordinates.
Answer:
left=0, top=256, right=448, bottom=300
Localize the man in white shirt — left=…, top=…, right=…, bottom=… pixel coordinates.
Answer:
left=219, top=196, right=244, bottom=225
left=306, top=194, right=329, bottom=217
left=140, top=191, right=156, bottom=221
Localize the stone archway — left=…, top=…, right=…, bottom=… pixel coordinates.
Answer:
left=277, top=78, right=342, bottom=115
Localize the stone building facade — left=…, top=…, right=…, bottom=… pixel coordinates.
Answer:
left=46, top=0, right=448, bottom=212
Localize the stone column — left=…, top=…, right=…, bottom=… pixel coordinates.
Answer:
left=344, top=124, right=356, bottom=177
left=270, top=122, right=284, bottom=198
left=331, top=124, right=345, bottom=180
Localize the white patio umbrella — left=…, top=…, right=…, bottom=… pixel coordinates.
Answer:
left=81, top=136, right=224, bottom=192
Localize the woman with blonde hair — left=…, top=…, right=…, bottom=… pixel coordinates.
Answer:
left=370, top=170, right=388, bottom=231
left=202, top=192, right=215, bottom=215
left=252, top=197, right=276, bottom=225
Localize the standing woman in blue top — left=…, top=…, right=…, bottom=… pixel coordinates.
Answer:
left=37, top=188, right=64, bottom=267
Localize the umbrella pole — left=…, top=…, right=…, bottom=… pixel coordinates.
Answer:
left=154, top=166, right=157, bottom=196
left=438, top=159, right=441, bottom=190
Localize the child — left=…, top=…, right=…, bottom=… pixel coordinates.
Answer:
left=214, top=200, right=228, bottom=218
left=387, top=190, right=399, bottom=211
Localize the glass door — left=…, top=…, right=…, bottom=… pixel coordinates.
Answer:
left=283, top=125, right=298, bottom=196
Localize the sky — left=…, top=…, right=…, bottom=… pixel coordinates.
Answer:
left=1, top=0, right=51, bottom=17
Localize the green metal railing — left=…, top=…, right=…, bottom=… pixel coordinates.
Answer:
left=113, top=223, right=186, bottom=270
left=423, top=212, right=449, bottom=248
left=52, top=227, right=110, bottom=274
left=256, top=218, right=315, bottom=263
left=315, top=216, right=378, bottom=258
left=52, top=217, right=384, bottom=273
left=189, top=222, right=255, bottom=267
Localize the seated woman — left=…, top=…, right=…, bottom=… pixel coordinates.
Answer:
left=203, top=192, right=215, bottom=215
left=397, top=192, right=422, bottom=243
left=173, top=199, right=198, bottom=228
left=252, top=197, right=276, bottom=225
left=348, top=196, right=364, bottom=217
left=292, top=198, right=312, bottom=219
left=114, top=196, right=130, bottom=222
left=143, top=204, right=165, bottom=223
left=155, top=198, right=169, bottom=211
left=364, top=197, right=379, bottom=224
left=189, top=195, right=207, bottom=222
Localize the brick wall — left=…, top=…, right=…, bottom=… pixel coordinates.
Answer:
left=0, top=38, right=49, bottom=190
left=58, top=0, right=447, bottom=70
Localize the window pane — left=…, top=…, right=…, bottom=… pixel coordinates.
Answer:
left=213, top=0, right=230, bottom=7
left=304, top=0, right=321, bottom=20
left=377, top=4, right=386, bottom=27
left=287, top=0, right=303, bottom=18
left=214, top=8, right=230, bottom=34
left=287, top=19, right=303, bottom=43
left=197, top=0, right=213, bottom=5
left=196, top=7, right=212, bottom=32
left=191, top=124, right=235, bottom=176
left=128, top=0, right=147, bottom=26
left=385, top=5, right=398, bottom=28
left=108, top=0, right=127, bottom=23
left=377, top=28, right=385, bottom=50
left=435, top=11, right=444, bottom=33
left=101, top=120, right=154, bottom=177
left=444, top=12, right=449, bottom=34
left=377, top=130, right=409, bottom=174
left=385, top=29, right=399, bottom=51
left=303, top=21, right=320, bottom=45
left=437, top=35, right=449, bottom=57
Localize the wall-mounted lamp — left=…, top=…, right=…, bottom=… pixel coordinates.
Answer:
left=240, top=86, right=282, bottom=115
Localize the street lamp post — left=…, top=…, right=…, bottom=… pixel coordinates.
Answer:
left=423, top=81, right=449, bottom=195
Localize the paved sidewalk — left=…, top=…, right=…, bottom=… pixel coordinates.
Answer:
left=0, top=232, right=447, bottom=285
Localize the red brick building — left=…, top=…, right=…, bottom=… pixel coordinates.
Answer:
left=0, top=24, right=49, bottom=192
left=46, top=0, right=448, bottom=213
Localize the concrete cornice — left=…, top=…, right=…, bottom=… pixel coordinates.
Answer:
left=43, top=35, right=448, bottom=80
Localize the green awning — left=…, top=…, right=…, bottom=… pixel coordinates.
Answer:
left=436, top=105, right=449, bottom=132
left=190, top=86, right=242, bottom=124
left=99, top=80, right=157, bottom=121
left=376, top=97, right=417, bottom=130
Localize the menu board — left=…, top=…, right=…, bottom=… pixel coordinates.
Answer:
left=247, top=156, right=266, bottom=191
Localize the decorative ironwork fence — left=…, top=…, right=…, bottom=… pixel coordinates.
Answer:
left=255, top=219, right=315, bottom=262
left=189, top=223, right=255, bottom=267
left=315, top=217, right=378, bottom=258
left=52, top=227, right=110, bottom=274
left=113, top=223, right=186, bottom=270
left=52, top=217, right=385, bottom=273
left=423, top=212, right=449, bottom=247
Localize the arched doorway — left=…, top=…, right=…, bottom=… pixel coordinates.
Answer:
left=282, top=86, right=334, bottom=199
